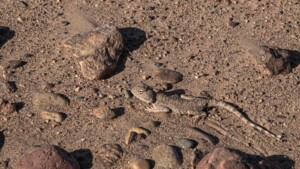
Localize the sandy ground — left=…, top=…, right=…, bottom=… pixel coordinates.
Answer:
left=0, top=0, right=299, bottom=168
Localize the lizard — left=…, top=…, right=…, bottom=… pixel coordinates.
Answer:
left=131, top=83, right=282, bottom=140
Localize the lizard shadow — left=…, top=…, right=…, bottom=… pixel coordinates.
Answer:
left=229, top=148, right=294, bottom=169
left=71, top=149, right=93, bottom=169
left=0, top=26, right=15, bottom=49
left=103, top=27, right=146, bottom=79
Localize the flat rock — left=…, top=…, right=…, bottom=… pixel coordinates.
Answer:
left=153, top=69, right=183, bottom=83
left=248, top=45, right=292, bottom=75
left=15, top=145, right=80, bottom=169
left=97, top=144, right=123, bottom=167
left=152, top=145, right=182, bottom=169
left=64, top=24, right=124, bottom=80
left=32, top=92, right=69, bottom=111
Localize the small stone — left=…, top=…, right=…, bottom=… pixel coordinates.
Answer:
left=176, top=138, right=197, bottom=149
left=15, top=145, right=80, bottom=169
left=142, top=120, right=160, bottom=131
left=108, top=94, right=116, bottom=100
left=152, top=145, right=182, bottom=168
left=0, top=99, right=15, bottom=114
left=129, top=158, right=150, bottom=169
left=97, top=144, right=123, bottom=167
left=64, top=24, right=124, bottom=80
left=32, top=92, right=69, bottom=111
left=153, top=69, right=183, bottom=84
left=16, top=1, right=28, bottom=9
left=74, top=86, right=81, bottom=92
left=7, top=60, right=26, bottom=69
left=124, top=90, right=133, bottom=99
left=40, top=111, right=64, bottom=123
left=40, top=82, right=54, bottom=90
left=92, top=106, right=115, bottom=120
left=142, top=75, right=150, bottom=80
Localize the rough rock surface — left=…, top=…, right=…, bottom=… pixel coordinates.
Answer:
left=64, top=24, right=124, bottom=80
left=196, top=147, right=249, bottom=169
left=15, top=145, right=80, bottom=169
left=152, top=145, right=182, bottom=169
left=248, top=45, right=292, bottom=75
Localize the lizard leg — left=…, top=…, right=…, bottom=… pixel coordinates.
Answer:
left=145, top=104, right=171, bottom=113
left=184, top=110, right=208, bottom=123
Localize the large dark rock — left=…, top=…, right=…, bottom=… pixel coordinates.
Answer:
left=15, top=145, right=80, bottom=169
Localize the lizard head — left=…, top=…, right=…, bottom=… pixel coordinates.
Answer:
left=131, top=83, right=156, bottom=104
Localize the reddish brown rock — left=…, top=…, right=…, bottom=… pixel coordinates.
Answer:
left=15, top=145, right=80, bottom=169
left=64, top=24, right=124, bottom=80
left=196, top=147, right=251, bottom=169
left=248, top=45, right=292, bottom=75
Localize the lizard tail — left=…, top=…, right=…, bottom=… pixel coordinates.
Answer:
left=208, top=100, right=282, bottom=140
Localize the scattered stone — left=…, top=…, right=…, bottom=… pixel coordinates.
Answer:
left=40, top=111, right=64, bottom=123
left=64, top=24, right=124, bottom=80
left=0, top=99, right=15, bottom=114
left=92, top=106, right=116, bottom=120
left=1, top=80, right=17, bottom=93
left=142, top=75, right=150, bottom=80
left=153, top=69, right=183, bottom=84
left=142, top=120, right=160, bottom=131
left=197, top=147, right=247, bottom=169
left=228, top=18, right=240, bottom=28
left=176, top=138, right=197, bottom=149
left=124, top=90, right=133, bottom=99
left=247, top=45, right=292, bottom=75
left=7, top=60, right=26, bottom=69
left=32, top=92, right=69, bottom=110
left=125, top=127, right=150, bottom=145
left=15, top=145, right=80, bottom=169
left=129, top=158, right=150, bottom=169
left=40, top=82, right=55, bottom=90
left=97, top=144, right=123, bottom=168
left=16, top=1, right=28, bottom=9
left=152, top=145, right=182, bottom=168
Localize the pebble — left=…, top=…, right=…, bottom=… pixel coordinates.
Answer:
left=0, top=99, right=15, bottom=114
left=97, top=144, right=123, bottom=167
left=7, top=60, right=26, bottom=69
left=32, top=92, right=69, bottom=110
left=124, top=90, right=133, bottom=99
left=129, top=158, right=150, bottom=169
left=15, top=145, right=80, bottom=169
left=92, top=106, right=115, bottom=120
left=152, top=145, right=182, bottom=168
left=16, top=1, right=28, bottom=9
left=153, top=69, right=183, bottom=84
left=176, top=138, right=197, bottom=149
left=40, top=111, right=64, bottom=123
left=142, top=120, right=160, bottom=131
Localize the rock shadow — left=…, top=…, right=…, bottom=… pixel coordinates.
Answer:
left=0, top=26, right=15, bottom=48
left=104, top=27, right=146, bottom=78
left=0, top=131, right=4, bottom=150
left=71, top=149, right=93, bottom=169
left=286, top=49, right=300, bottom=69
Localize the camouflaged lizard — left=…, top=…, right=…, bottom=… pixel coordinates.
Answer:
left=131, top=83, right=282, bottom=140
